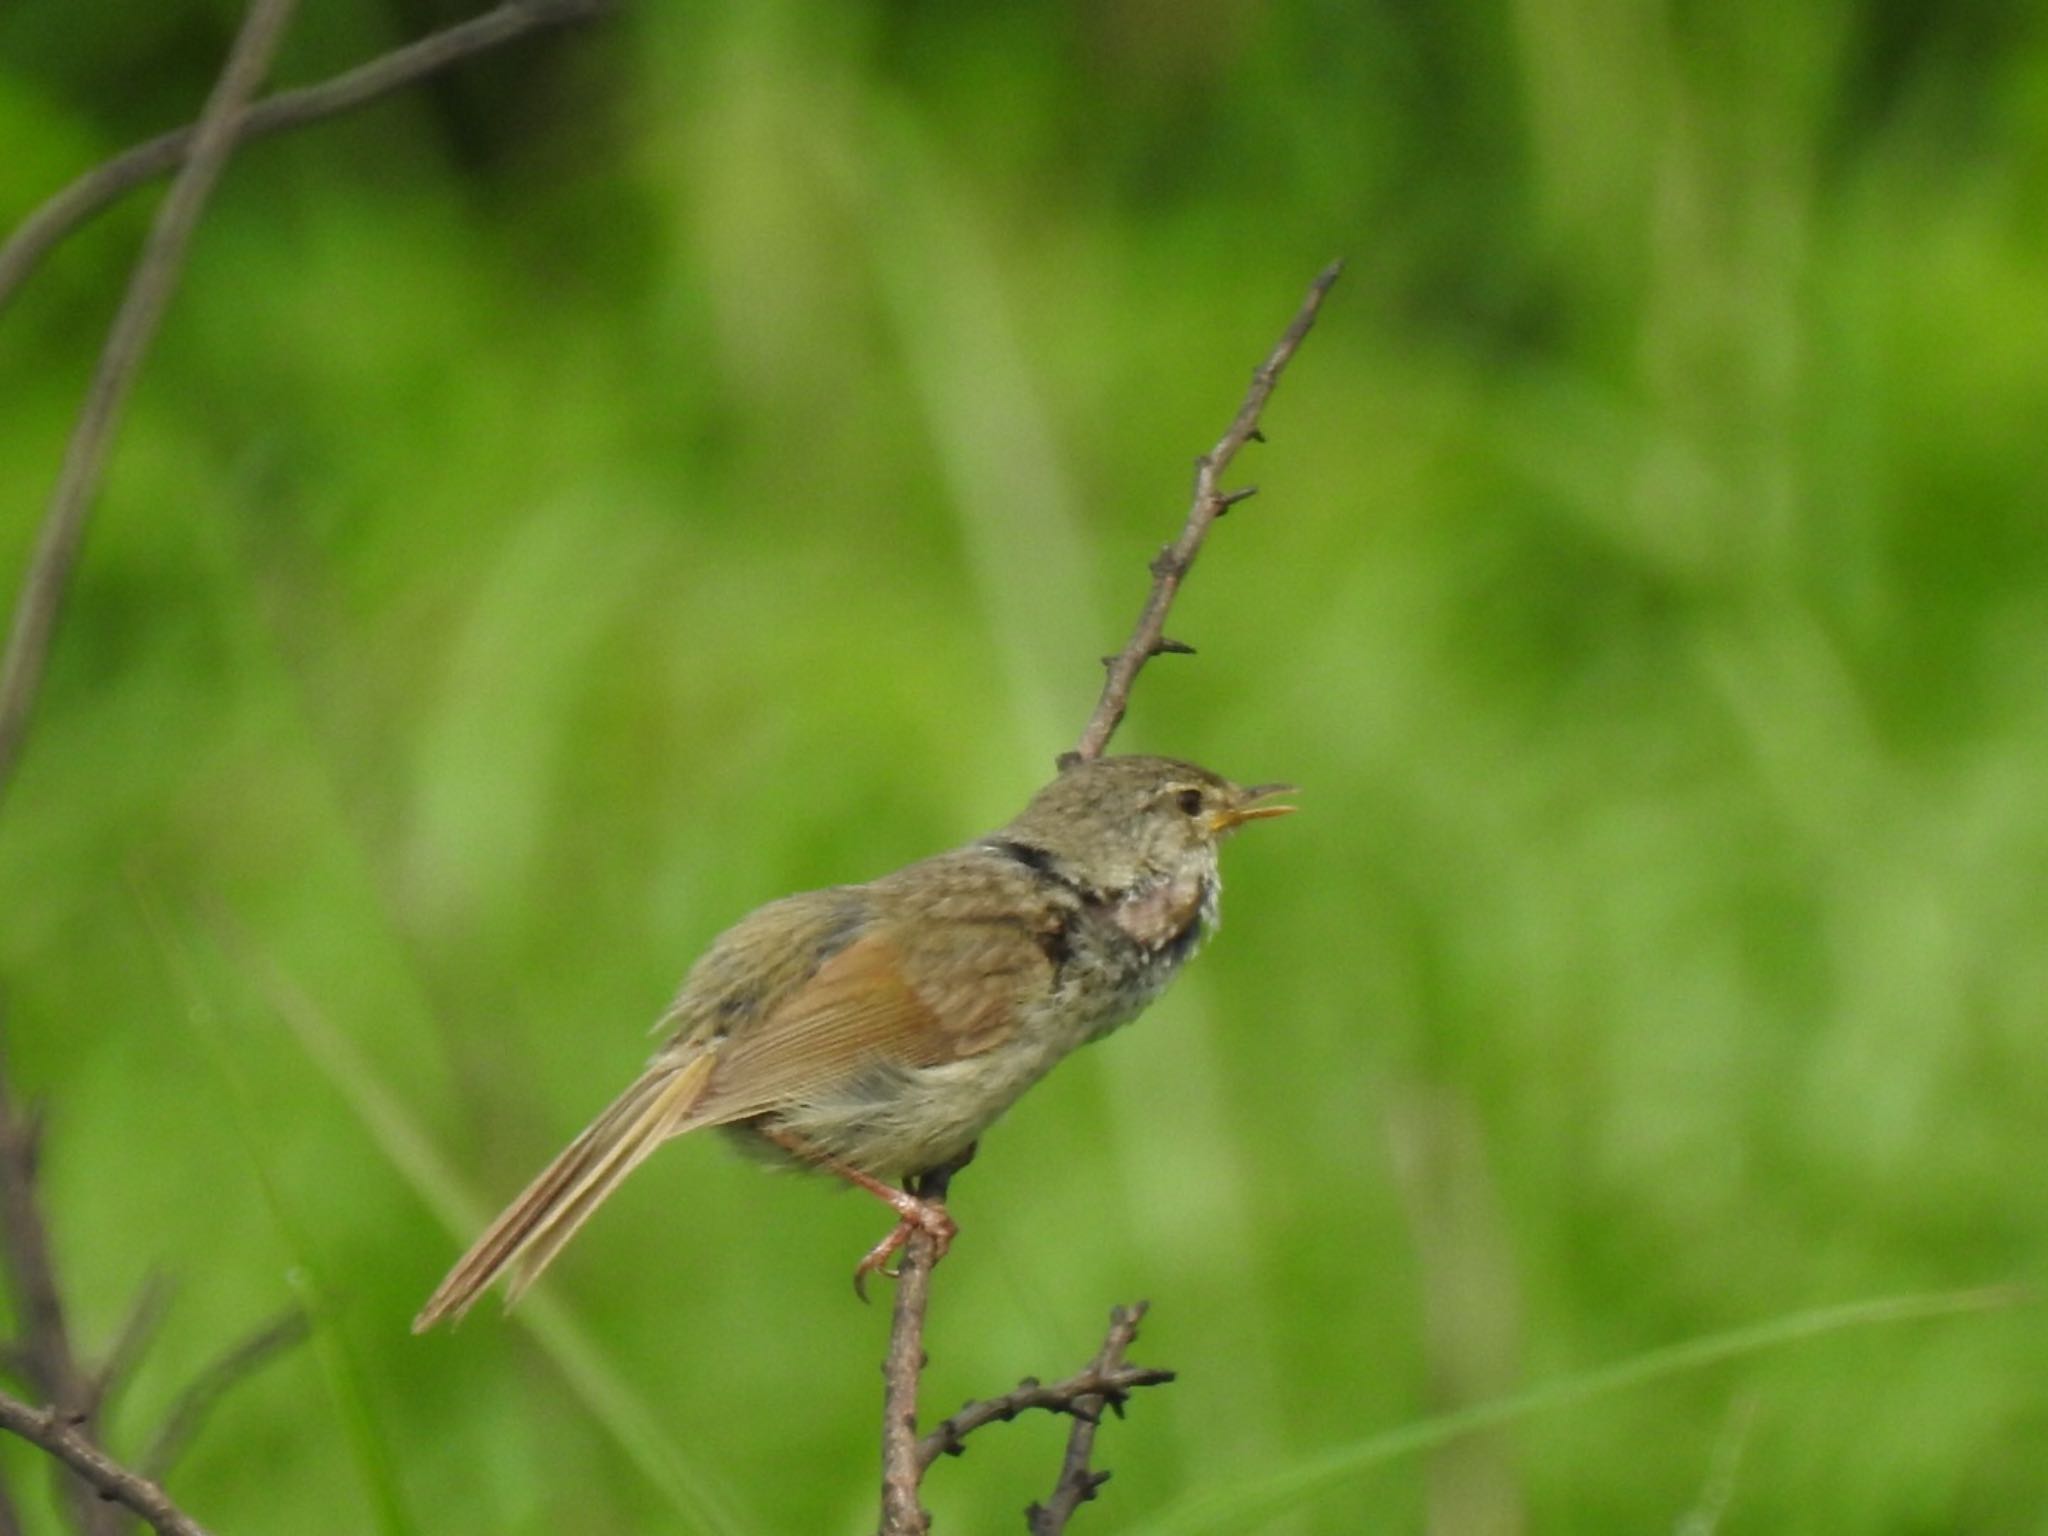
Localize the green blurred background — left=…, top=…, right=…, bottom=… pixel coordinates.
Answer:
left=4, top=0, right=2046, bottom=1530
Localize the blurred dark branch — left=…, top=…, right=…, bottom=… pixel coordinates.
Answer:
left=0, top=12, right=302, bottom=1534
left=91, top=1275, right=176, bottom=1420
left=1024, top=1305, right=1160, bottom=1536
left=0, top=1398, right=210, bottom=1536
left=0, top=0, right=616, bottom=319
left=139, top=1308, right=310, bottom=1481
left=0, top=1040, right=120, bottom=1536
left=1064, top=259, right=1342, bottom=767
left=0, top=1041, right=307, bottom=1536
left=0, top=0, right=299, bottom=811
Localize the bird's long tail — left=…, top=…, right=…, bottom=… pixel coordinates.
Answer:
left=412, top=1054, right=715, bottom=1331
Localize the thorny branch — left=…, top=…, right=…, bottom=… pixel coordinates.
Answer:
left=879, top=266, right=1339, bottom=1533
left=919, top=1313, right=1175, bottom=1471
left=1025, top=1305, right=1162, bottom=1536
left=0, top=0, right=615, bottom=319
left=1065, top=258, right=1342, bottom=767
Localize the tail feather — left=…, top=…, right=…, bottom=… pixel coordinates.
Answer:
left=413, top=1055, right=713, bottom=1331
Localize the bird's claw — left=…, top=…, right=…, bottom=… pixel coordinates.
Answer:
left=851, top=1199, right=957, bottom=1303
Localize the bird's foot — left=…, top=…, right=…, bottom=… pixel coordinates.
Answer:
left=852, top=1195, right=957, bottom=1303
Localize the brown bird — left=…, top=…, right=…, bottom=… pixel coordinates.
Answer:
left=413, top=754, right=1293, bottom=1329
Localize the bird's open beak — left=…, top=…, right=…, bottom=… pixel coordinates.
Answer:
left=1211, top=782, right=1299, bottom=832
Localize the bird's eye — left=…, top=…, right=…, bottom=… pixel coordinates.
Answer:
left=1175, top=788, right=1205, bottom=816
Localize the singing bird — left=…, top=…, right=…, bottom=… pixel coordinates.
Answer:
left=414, top=754, right=1293, bottom=1329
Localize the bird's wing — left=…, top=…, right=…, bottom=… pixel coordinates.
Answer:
left=681, top=920, right=1037, bottom=1127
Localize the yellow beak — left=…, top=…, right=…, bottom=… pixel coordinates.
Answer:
left=1210, top=782, right=1299, bottom=833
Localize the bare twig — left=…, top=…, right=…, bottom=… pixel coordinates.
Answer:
left=878, top=1162, right=958, bottom=1536
left=140, top=1308, right=310, bottom=1480
left=0, top=0, right=615, bottom=319
left=0, top=10, right=296, bottom=1534
left=91, top=1275, right=177, bottom=1421
left=1065, top=259, right=1342, bottom=767
left=0, top=1037, right=121, bottom=1536
left=1024, top=1305, right=1158, bottom=1536
left=920, top=1315, right=1174, bottom=1471
left=0, top=0, right=300, bottom=810
left=0, top=1396, right=210, bottom=1536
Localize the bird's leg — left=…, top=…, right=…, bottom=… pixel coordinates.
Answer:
left=758, top=1127, right=962, bottom=1300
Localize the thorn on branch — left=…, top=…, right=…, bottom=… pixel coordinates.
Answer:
left=1065, top=263, right=1339, bottom=767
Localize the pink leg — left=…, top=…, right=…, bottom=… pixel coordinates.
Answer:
left=759, top=1127, right=957, bottom=1300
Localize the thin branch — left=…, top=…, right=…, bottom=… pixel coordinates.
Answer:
left=0, top=1396, right=210, bottom=1536
left=876, top=269, right=1331, bottom=1529
left=1065, top=259, right=1343, bottom=767
left=90, top=1274, right=177, bottom=1421
left=919, top=1327, right=1174, bottom=1470
left=878, top=1163, right=957, bottom=1536
left=140, top=1308, right=310, bottom=1481
left=0, top=7, right=293, bottom=1530
left=0, top=0, right=300, bottom=810
left=0, top=0, right=615, bottom=319
left=0, top=1035, right=118, bottom=1536
left=1025, top=1304, right=1159, bottom=1536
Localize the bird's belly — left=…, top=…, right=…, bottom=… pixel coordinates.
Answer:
left=745, top=1000, right=1101, bottom=1177
left=738, top=908, right=1208, bottom=1178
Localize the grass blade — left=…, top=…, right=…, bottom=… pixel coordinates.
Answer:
left=1127, top=1284, right=2032, bottom=1536
left=139, top=888, right=423, bottom=1536
left=223, top=917, right=752, bottom=1536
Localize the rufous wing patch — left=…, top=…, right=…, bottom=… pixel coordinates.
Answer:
left=686, top=930, right=1015, bottom=1125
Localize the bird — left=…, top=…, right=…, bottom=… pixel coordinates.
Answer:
left=413, top=753, right=1294, bottom=1329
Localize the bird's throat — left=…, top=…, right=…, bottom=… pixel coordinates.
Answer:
left=1108, top=868, right=1214, bottom=954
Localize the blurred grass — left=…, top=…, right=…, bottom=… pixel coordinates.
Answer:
left=3, top=0, right=2047, bottom=1531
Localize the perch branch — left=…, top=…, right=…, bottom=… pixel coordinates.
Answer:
left=878, top=1162, right=958, bottom=1536
left=878, top=266, right=1336, bottom=1531
left=1024, top=1305, right=1159, bottom=1535
left=0, top=0, right=299, bottom=810
left=1065, top=258, right=1342, bottom=767
left=0, top=0, right=615, bottom=319
left=0, top=1396, right=211, bottom=1536
left=920, top=1304, right=1173, bottom=1471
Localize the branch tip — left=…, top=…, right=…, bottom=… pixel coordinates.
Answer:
left=1065, top=264, right=1337, bottom=766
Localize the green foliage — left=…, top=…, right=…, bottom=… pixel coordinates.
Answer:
left=4, top=1, right=2046, bottom=1530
